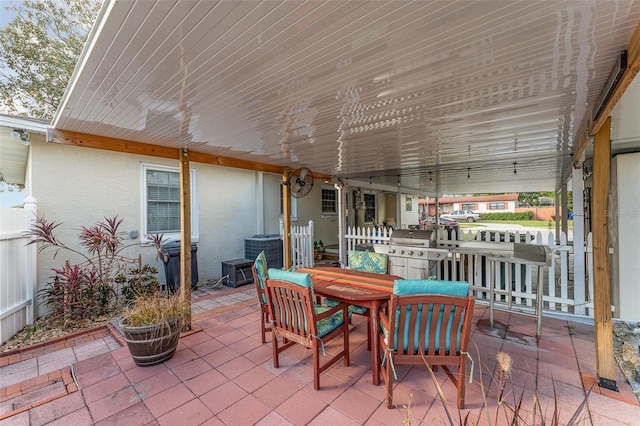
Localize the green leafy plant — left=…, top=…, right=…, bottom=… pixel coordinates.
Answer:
left=28, top=215, right=157, bottom=326
left=314, top=240, right=324, bottom=251
left=22, top=323, right=41, bottom=341
left=117, top=264, right=160, bottom=301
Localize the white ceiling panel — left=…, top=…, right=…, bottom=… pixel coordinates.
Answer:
left=53, top=0, right=640, bottom=195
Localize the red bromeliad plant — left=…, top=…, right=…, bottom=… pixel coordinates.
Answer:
left=28, top=215, right=164, bottom=326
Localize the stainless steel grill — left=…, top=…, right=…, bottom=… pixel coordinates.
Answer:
left=386, top=228, right=449, bottom=279
left=389, top=229, right=436, bottom=249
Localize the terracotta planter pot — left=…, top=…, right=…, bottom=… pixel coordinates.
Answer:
left=119, top=318, right=182, bottom=366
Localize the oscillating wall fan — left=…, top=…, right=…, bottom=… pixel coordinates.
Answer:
left=288, top=167, right=314, bottom=198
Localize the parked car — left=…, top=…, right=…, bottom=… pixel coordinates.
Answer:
left=425, top=216, right=458, bottom=226
left=441, top=210, right=482, bottom=222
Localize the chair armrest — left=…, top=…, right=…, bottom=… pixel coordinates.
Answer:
left=379, top=308, right=390, bottom=330
left=316, top=301, right=349, bottom=320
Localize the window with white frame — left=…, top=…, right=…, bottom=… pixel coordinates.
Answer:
left=488, top=202, right=506, bottom=210
left=461, top=203, right=476, bottom=210
left=141, top=164, right=198, bottom=241
left=321, top=186, right=337, bottom=215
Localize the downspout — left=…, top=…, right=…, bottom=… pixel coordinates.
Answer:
left=336, top=181, right=345, bottom=266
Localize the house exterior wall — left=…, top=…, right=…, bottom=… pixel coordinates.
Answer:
left=610, top=152, right=640, bottom=321
left=421, top=194, right=520, bottom=216
left=294, top=183, right=339, bottom=246
left=30, top=143, right=280, bottom=316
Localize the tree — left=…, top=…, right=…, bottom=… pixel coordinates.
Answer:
left=0, top=0, right=100, bottom=119
left=518, top=192, right=555, bottom=207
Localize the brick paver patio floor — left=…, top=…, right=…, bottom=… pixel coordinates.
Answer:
left=1, top=283, right=638, bottom=425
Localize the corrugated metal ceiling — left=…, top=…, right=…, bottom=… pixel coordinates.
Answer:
left=53, top=0, right=640, bottom=194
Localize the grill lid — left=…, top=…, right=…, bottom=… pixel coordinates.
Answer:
left=389, top=229, right=436, bottom=247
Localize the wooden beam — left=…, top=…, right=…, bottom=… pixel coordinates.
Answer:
left=189, top=151, right=283, bottom=174
left=47, top=128, right=178, bottom=159
left=591, top=117, right=617, bottom=389
left=179, top=148, right=192, bottom=331
left=47, top=128, right=284, bottom=175
left=282, top=168, right=292, bottom=269
left=574, top=20, right=640, bottom=166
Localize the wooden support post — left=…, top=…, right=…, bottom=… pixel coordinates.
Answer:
left=282, top=168, right=292, bottom=269
left=592, top=117, right=617, bottom=391
left=179, top=148, right=192, bottom=330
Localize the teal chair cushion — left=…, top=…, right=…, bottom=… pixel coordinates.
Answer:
left=393, top=279, right=469, bottom=297
left=324, top=298, right=368, bottom=315
left=335, top=250, right=389, bottom=315
left=348, top=251, right=388, bottom=274
left=255, top=251, right=269, bottom=303
left=386, top=279, right=470, bottom=353
left=267, top=268, right=312, bottom=287
left=315, top=305, right=346, bottom=337
left=267, top=268, right=344, bottom=337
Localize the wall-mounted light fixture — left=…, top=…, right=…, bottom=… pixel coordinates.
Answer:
left=10, top=129, right=30, bottom=146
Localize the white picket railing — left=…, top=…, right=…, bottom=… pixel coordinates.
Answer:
left=0, top=198, right=37, bottom=345
left=339, top=225, right=591, bottom=318
left=344, top=226, right=393, bottom=251
left=290, top=220, right=314, bottom=269
left=439, top=229, right=581, bottom=317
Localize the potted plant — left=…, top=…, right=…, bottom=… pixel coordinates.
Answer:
left=314, top=240, right=324, bottom=261
left=119, top=290, right=190, bottom=366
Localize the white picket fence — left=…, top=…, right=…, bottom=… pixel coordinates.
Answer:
left=0, top=199, right=37, bottom=345
left=290, top=220, right=315, bottom=269
left=337, top=225, right=593, bottom=318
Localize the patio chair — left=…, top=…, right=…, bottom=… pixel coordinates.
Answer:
left=252, top=251, right=271, bottom=343
left=379, top=279, right=474, bottom=409
left=326, top=250, right=389, bottom=350
left=265, top=268, right=350, bottom=390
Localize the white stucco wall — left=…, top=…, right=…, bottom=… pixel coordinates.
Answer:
left=30, top=142, right=281, bottom=316
left=293, top=183, right=339, bottom=246
left=610, top=152, right=640, bottom=321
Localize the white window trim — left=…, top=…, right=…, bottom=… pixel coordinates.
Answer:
left=140, top=163, right=199, bottom=243
left=321, top=185, right=338, bottom=217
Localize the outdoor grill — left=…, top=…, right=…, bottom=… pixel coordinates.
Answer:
left=388, top=228, right=449, bottom=260
left=387, top=228, right=450, bottom=279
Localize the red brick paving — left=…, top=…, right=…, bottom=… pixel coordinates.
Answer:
left=1, top=285, right=639, bottom=425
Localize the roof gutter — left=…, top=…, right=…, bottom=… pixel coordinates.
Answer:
left=51, top=0, right=116, bottom=129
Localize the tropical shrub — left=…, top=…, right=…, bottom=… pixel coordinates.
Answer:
left=28, top=215, right=161, bottom=325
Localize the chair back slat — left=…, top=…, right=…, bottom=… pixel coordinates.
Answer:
left=267, top=279, right=316, bottom=340
left=388, top=295, right=474, bottom=356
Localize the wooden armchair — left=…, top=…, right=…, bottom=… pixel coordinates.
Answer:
left=252, top=251, right=271, bottom=343
left=379, top=279, right=474, bottom=409
left=265, top=268, right=350, bottom=390
left=325, top=250, right=389, bottom=350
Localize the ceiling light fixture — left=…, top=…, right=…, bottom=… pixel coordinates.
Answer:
left=429, top=171, right=432, bottom=182
left=467, top=168, right=471, bottom=179
left=369, top=176, right=372, bottom=185
left=397, top=175, right=401, bottom=186
left=513, top=162, right=518, bottom=175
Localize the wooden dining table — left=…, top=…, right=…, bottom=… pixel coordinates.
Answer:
left=296, top=267, right=402, bottom=385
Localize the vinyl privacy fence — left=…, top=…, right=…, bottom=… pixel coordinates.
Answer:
left=0, top=200, right=37, bottom=345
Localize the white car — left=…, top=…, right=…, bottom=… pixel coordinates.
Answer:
left=441, top=210, right=482, bottom=222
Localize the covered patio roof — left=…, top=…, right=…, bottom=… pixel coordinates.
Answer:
left=50, top=0, right=640, bottom=194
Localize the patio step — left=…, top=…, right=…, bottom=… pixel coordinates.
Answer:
left=0, top=367, right=78, bottom=421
